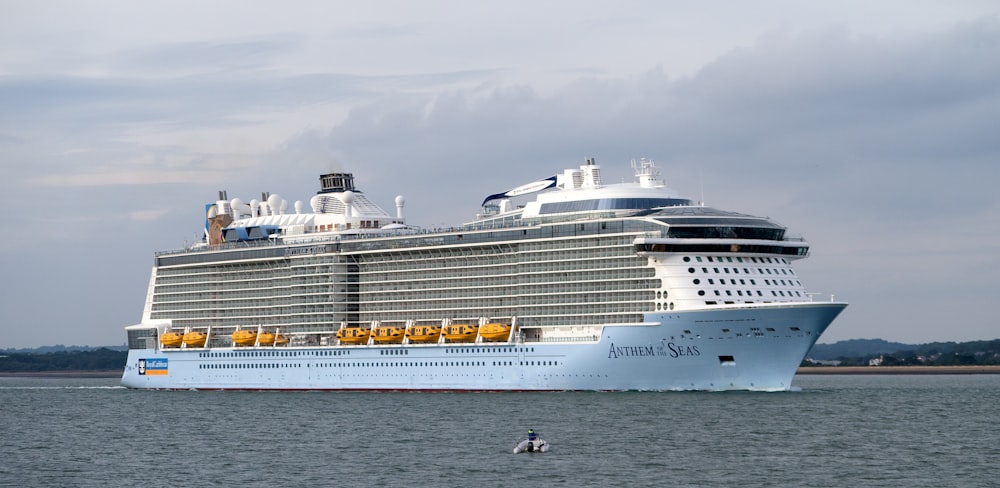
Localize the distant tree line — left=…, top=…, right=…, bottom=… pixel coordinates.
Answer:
left=806, top=339, right=1000, bottom=366
left=0, top=348, right=127, bottom=372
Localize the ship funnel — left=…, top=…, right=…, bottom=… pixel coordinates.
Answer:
left=581, top=157, right=602, bottom=188
left=319, top=173, right=356, bottom=193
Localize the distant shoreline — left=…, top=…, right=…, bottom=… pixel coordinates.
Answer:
left=0, top=370, right=122, bottom=378
left=798, top=365, right=1000, bottom=375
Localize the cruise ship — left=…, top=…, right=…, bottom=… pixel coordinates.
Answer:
left=121, top=158, right=845, bottom=391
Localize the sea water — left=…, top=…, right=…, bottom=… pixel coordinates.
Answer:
left=1, top=374, right=997, bottom=487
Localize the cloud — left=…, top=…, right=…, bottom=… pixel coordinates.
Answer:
left=3, top=8, right=1000, bottom=347
left=108, top=36, right=305, bottom=76
left=127, top=209, right=170, bottom=221
left=30, top=168, right=235, bottom=187
left=287, top=20, right=1000, bottom=343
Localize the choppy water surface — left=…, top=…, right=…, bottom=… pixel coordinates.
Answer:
left=2, top=374, right=997, bottom=487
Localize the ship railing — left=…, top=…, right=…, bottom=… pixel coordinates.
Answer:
left=158, top=210, right=664, bottom=257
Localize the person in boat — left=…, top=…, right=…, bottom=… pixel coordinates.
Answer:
left=528, top=429, right=538, bottom=441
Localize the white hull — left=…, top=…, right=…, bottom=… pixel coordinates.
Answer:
left=122, top=303, right=844, bottom=391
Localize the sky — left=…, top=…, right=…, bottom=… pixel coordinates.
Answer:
left=1, top=1, right=998, bottom=348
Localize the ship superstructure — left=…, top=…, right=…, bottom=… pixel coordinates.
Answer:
left=122, top=158, right=845, bottom=391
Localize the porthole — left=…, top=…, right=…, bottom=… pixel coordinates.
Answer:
left=693, top=279, right=700, bottom=285
left=657, top=291, right=662, bottom=299
left=688, top=267, right=695, bottom=273
left=683, top=256, right=691, bottom=262
left=698, top=290, right=705, bottom=296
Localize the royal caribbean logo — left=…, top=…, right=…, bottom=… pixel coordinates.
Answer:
left=138, top=358, right=168, bottom=376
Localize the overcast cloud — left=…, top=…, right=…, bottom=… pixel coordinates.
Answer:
left=1, top=1, right=998, bottom=348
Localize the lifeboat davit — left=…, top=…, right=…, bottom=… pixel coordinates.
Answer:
left=232, top=330, right=257, bottom=346
left=182, top=331, right=208, bottom=347
left=442, top=324, right=478, bottom=343
left=257, top=332, right=288, bottom=346
left=371, top=326, right=405, bottom=344
left=479, top=323, right=512, bottom=342
left=405, top=325, right=441, bottom=343
left=160, top=331, right=184, bottom=348
left=337, top=327, right=370, bottom=345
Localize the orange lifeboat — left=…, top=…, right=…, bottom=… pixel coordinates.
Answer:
left=479, top=323, right=512, bottom=342
left=182, top=331, right=208, bottom=347
left=337, top=327, right=370, bottom=345
left=258, top=332, right=288, bottom=346
left=442, top=323, right=478, bottom=343
left=371, top=325, right=405, bottom=344
left=405, top=325, right=442, bottom=343
left=232, top=330, right=257, bottom=346
left=160, top=331, right=184, bottom=348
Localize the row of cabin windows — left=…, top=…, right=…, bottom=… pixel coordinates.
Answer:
left=688, top=266, right=793, bottom=276
left=684, top=256, right=789, bottom=265
left=698, top=289, right=805, bottom=298
left=693, top=278, right=802, bottom=287
left=197, top=347, right=536, bottom=359
left=198, top=360, right=558, bottom=369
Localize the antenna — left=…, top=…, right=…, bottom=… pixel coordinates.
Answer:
left=699, top=164, right=705, bottom=206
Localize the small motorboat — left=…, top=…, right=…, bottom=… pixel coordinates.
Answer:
left=513, top=438, right=549, bottom=454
